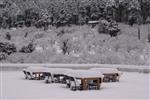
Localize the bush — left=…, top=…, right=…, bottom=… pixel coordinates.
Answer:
left=98, top=19, right=120, bottom=37
left=107, top=21, right=120, bottom=37
left=0, top=42, right=17, bottom=55
left=98, top=19, right=109, bottom=33
left=19, top=43, right=35, bottom=53
left=0, top=52, right=7, bottom=61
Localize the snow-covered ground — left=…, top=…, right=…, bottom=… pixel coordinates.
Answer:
left=0, top=71, right=149, bottom=100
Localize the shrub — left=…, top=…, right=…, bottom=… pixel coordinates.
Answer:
left=98, top=19, right=109, bottom=33
left=0, top=42, right=17, bottom=55
left=98, top=19, right=120, bottom=37
left=107, top=21, right=120, bottom=37
left=19, top=43, right=35, bottom=53
left=0, top=52, right=7, bottom=61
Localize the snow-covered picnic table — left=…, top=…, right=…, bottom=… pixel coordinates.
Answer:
left=90, top=68, right=123, bottom=82
left=65, top=70, right=104, bottom=90
left=23, top=67, right=72, bottom=80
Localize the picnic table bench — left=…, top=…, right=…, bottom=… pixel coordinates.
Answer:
left=23, top=67, right=47, bottom=80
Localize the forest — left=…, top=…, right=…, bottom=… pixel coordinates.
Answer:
left=0, top=0, right=150, bottom=64
left=0, top=0, right=149, bottom=28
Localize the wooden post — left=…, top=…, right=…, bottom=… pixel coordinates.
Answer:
left=97, top=78, right=100, bottom=90
left=82, top=79, right=86, bottom=90
left=38, top=73, right=40, bottom=80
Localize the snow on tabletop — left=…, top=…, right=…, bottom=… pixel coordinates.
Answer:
left=26, top=66, right=48, bottom=73
left=65, top=70, right=104, bottom=78
left=25, top=67, right=72, bottom=75
left=44, top=68, right=72, bottom=75
left=90, top=68, right=123, bottom=75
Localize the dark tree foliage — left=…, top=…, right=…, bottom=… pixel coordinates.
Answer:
left=0, top=0, right=149, bottom=28
left=98, top=18, right=120, bottom=37
left=24, top=8, right=40, bottom=27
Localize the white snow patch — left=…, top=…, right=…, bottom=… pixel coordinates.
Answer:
left=88, top=50, right=96, bottom=55
left=53, top=42, right=62, bottom=54
left=35, top=46, right=44, bottom=52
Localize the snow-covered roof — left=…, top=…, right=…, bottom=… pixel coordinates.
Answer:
left=65, top=70, right=103, bottom=78
left=90, top=68, right=122, bottom=75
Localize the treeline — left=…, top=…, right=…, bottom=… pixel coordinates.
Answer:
left=0, top=0, right=150, bottom=29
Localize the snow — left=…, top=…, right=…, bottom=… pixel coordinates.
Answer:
left=90, top=68, right=123, bottom=75
left=0, top=71, right=149, bottom=100
left=65, top=70, right=103, bottom=78
left=25, top=67, right=72, bottom=75
left=35, top=46, right=44, bottom=52
left=25, top=66, right=48, bottom=73
left=25, top=67, right=103, bottom=78
left=1, top=64, right=149, bottom=69
left=44, top=68, right=72, bottom=75
left=88, top=21, right=99, bottom=24
left=53, top=42, right=62, bottom=54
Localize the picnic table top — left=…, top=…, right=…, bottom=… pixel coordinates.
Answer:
left=24, top=67, right=122, bottom=78
left=90, top=68, right=122, bottom=75
left=65, top=70, right=103, bottom=78
left=24, top=67, right=72, bottom=75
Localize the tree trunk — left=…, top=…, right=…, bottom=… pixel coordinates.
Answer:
left=148, top=23, right=150, bottom=42
left=138, top=25, right=141, bottom=40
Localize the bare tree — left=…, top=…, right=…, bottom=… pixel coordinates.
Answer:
left=147, top=17, right=150, bottom=42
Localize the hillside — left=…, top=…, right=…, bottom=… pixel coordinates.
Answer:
left=0, top=0, right=150, bottom=64
left=0, top=23, right=149, bottom=65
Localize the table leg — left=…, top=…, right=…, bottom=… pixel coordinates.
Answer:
left=97, top=79, right=100, bottom=90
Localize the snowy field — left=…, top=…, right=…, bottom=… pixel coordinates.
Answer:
left=0, top=71, right=150, bottom=100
